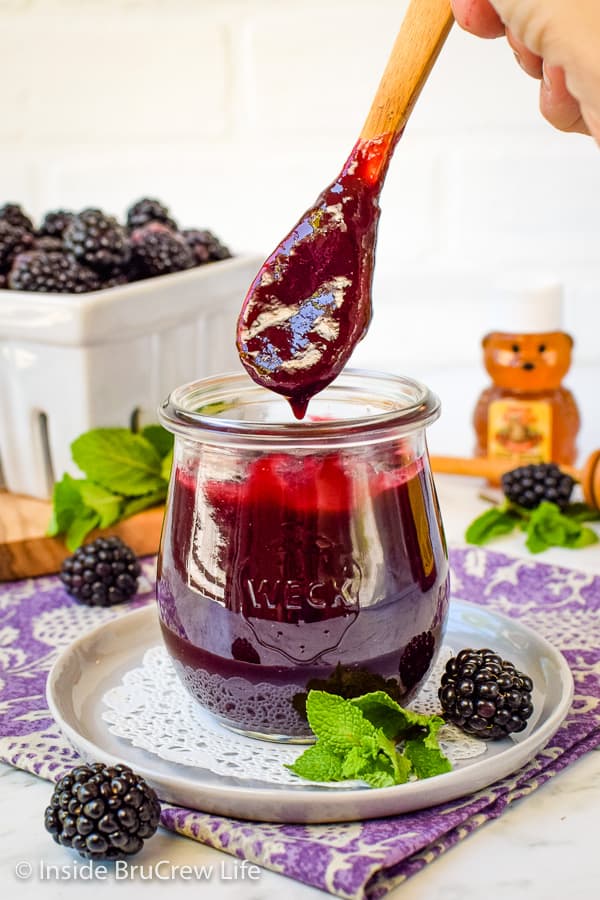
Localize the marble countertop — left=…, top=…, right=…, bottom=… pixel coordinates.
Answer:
left=2, top=474, right=599, bottom=899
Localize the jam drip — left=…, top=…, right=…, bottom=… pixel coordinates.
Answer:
left=236, top=135, right=395, bottom=419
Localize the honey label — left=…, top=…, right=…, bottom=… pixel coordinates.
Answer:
left=488, top=399, right=552, bottom=463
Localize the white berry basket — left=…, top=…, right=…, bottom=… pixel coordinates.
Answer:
left=0, top=254, right=263, bottom=498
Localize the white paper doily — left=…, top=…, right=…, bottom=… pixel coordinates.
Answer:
left=101, top=645, right=487, bottom=787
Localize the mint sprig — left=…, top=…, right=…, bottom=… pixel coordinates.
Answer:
left=466, top=498, right=599, bottom=554
left=286, top=690, right=451, bottom=787
left=48, top=425, right=173, bottom=550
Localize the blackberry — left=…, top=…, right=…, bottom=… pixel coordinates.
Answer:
left=0, top=202, right=34, bottom=233
left=0, top=221, right=35, bottom=273
left=126, top=197, right=177, bottom=232
left=64, top=208, right=130, bottom=273
left=439, top=648, right=534, bottom=740
left=39, top=209, right=75, bottom=239
left=44, top=762, right=161, bottom=860
left=100, top=272, right=130, bottom=289
left=8, top=250, right=99, bottom=293
left=60, top=536, right=141, bottom=607
left=501, top=463, right=575, bottom=511
left=399, top=631, right=435, bottom=691
left=183, top=228, right=232, bottom=264
left=130, top=222, right=194, bottom=277
left=34, top=235, right=64, bottom=253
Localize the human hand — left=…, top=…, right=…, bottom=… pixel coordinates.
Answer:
left=450, top=0, right=600, bottom=142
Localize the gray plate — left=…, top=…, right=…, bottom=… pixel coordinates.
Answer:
left=46, top=599, right=573, bottom=823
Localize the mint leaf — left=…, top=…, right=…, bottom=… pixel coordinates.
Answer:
left=71, top=428, right=165, bottom=496
left=564, top=503, right=600, bottom=523
left=404, top=738, right=452, bottom=779
left=305, top=691, right=375, bottom=753
left=465, top=506, right=519, bottom=545
left=288, top=690, right=452, bottom=788
left=121, top=487, right=167, bottom=520
left=363, top=765, right=403, bottom=789
left=525, top=501, right=598, bottom=553
left=404, top=715, right=452, bottom=779
left=351, top=691, right=440, bottom=740
left=141, top=424, right=174, bottom=459
left=77, top=480, right=123, bottom=528
left=47, top=473, right=84, bottom=536
left=286, top=743, right=344, bottom=782
left=65, top=508, right=100, bottom=551
left=566, top=525, right=598, bottom=549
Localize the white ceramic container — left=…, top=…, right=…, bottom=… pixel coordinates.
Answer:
left=0, top=254, right=262, bottom=498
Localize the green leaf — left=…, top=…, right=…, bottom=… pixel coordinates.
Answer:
left=525, top=502, right=599, bottom=553
left=564, top=503, right=600, bottom=523
left=71, top=428, right=165, bottom=497
left=287, top=690, right=452, bottom=788
left=566, top=525, right=599, bottom=549
left=305, top=691, right=375, bottom=753
left=77, top=480, right=123, bottom=528
left=286, top=743, right=344, bottom=782
left=65, top=508, right=100, bottom=552
left=465, top=507, right=519, bottom=546
left=141, top=424, right=174, bottom=459
left=47, top=473, right=83, bottom=536
left=351, top=691, right=439, bottom=740
left=362, top=765, right=401, bottom=789
left=121, top=487, right=167, bottom=520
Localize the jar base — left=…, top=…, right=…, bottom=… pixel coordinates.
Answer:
left=213, top=714, right=316, bottom=745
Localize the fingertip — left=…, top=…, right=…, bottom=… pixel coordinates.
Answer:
left=451, top=0, right=505, bottom=39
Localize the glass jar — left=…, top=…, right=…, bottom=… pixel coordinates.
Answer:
left=157, top=370, right=450, bottom=742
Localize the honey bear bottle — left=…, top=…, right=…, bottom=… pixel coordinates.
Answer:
left=474, top=280, right=580, bottom=467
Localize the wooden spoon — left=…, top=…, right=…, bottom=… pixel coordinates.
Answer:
left=236, top=0, right=454, bottom=419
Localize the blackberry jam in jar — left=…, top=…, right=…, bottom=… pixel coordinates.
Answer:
left=157, top=370, right=449, bottom=741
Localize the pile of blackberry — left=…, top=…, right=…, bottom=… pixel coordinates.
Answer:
left=45, top=762, right=161, bottom=860
left=0, top=198, right=232, bottom=293
left=439, top=648, right=534, bottom=740
left=501, top=463, right=575, bottom=510
left=60, top=536, right=141, bottom=607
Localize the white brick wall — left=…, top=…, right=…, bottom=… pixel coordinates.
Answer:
left=0, top=0, right=598, bottom=456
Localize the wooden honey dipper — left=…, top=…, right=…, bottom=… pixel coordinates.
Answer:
left=430, top=451, right=600, bottom=510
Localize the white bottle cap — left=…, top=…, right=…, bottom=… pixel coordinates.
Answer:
left=487, top=274, right=564, bottom=334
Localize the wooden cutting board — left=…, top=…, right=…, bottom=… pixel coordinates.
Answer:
left=0, top=490, right=164, bottom=581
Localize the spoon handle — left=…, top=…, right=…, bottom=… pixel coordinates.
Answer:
left=360, top=0, right=453, bottom=144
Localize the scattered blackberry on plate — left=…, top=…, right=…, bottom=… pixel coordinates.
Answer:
left=501, top=463, right=575, bottom=510
left=8, top=250, right=99, bottom=293
left=0, top=202, right=34, bottom=232
left=64, top=208, right=130, bottom=273
left=44, top=762, right=161, bottom=860
left=39, top=209, right=75, bottom=239
left=0, top=221, right=35, bottom=272
left=439, top=648, right=534, bottom=740
left=126, top=197, right=177, bottom=232
left=60, top=536, right=141, bottom=607
left=183, top=228, right=232, bottom=264
left=130, top=222, right=194, bottom=277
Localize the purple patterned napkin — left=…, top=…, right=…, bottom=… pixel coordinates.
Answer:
left=1, top=547, right=599, bottom=899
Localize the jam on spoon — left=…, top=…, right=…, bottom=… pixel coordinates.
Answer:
left=237, top=0, right=454, bottom=419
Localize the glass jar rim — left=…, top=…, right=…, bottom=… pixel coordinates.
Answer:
left=159, top=369, right=441, bottom=448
